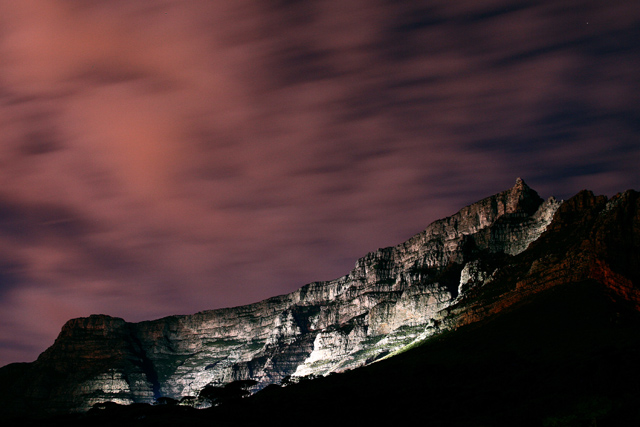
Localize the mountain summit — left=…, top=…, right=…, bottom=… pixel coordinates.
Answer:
left=508, top=177, right=543, bottom=213
left=1, top=179, right=638, bottom=419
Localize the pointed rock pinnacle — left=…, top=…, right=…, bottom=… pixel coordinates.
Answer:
left=507, top=178, right=542, bottom=214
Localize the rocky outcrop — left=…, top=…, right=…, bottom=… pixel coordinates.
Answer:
left=445, top=188, right=640, bottom=328
left=5, top=179, right=638, bottom=418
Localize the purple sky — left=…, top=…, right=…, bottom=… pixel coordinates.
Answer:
left=1, top=0, right=639, bottom=366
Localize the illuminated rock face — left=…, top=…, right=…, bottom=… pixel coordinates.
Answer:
left=16, top=178, right=561, bottom=413
left=10, top=179, right=639, bottom=417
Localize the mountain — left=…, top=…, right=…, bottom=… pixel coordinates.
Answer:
left=1, top=179, right=638, bottom=421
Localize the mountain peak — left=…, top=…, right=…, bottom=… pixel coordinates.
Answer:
left=507, top=177, right=543, bottom=215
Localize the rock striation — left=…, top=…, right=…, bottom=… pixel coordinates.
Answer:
left=2, top=178, right=638, bottom=418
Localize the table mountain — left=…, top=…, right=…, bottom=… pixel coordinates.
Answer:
left=1, top=178, right=638, bottom=418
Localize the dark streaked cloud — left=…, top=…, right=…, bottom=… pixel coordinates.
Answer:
left=0, top=0, right=639, bottom=366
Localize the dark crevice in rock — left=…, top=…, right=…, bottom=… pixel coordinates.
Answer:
left=129, top=330, right=161, bottom=400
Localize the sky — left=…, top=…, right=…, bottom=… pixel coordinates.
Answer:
left=0, top=0, right=639, bottom=367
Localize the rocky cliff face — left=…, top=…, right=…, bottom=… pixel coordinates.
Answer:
left=444, top=187, right=640, bottom=329
left=3, top=179, right=638, bottom=417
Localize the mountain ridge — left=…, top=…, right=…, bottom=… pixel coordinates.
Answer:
left=2, top=179, right=638, bottom=419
